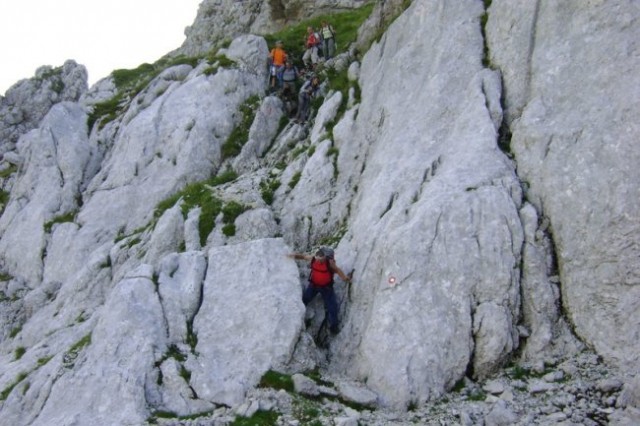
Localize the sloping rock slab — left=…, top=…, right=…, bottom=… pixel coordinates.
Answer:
left=187, top=238, right=305, bottom=406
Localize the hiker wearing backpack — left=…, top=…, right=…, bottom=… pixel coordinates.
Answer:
left=268, top=40, right=287, bottom=91
left=302, top=26, right=320, bottom=69
left=288, top=247, right=352, bottom=334
left=281, top=60, right=300, bottom=93
left=320, top=21, right=336, bottom=59
left=294, top=74, right=321, bottom=124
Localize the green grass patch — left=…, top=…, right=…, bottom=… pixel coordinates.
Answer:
left=288, top=171, right=302, bottom=189
left=0, top=190, right=10, bottom=215
left=44, top=211, right=77, bottom=233
left=37, top=356, right=54, bottom=367
left=222, top=95, right=261, bottom=160
left=9, top=326, right=21, bottom=338
left=154, top=181, right=223, bottom=247
left=452, top=378, right=466, bottom=393
left=0, top=164, right=17, bottom=179
left=292, top=396, right=323, bottom=425
left=210, top=168, right=239, bottom=186
left=0, top=372, right=28, bottom=401
left=148, top=409, right=215, bottom=423
left=318, top=224, right=348, bottom=248
left=231, top=410, right=279, bottom=426
left=260, top=177, right=281, bottom=205
left=0, top=271, right=13, bottom=282
left=14, top=347, right=26, bottom=360
left=467, top=388, right=487, bottom=401
left=222, top=201, right=248, bottom=224
left=63, top=333, right=92, bottom=368
left=259, top=370, right=294, bottom=392
left=222, top=224, right=236, bottom=237
left=87, top=54, right=203, bottom=131
left=203, top=54, right=237, bottom=76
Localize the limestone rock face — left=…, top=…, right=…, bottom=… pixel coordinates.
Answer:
left=488, top=0, right=640, bottom=372
left=0, top=0, right=639, bottom=422
left=0, top=60, right=87, bottom=155
left=325, top=0, right=522, bottom=408
left=187, top=238, right=304, bottom=407
left=0, top=102, right=93, bottom=285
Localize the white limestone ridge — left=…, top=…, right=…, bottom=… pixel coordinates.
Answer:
left=0, top=0, right=638, bottom=424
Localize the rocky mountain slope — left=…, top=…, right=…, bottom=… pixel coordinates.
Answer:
left=0, top=0, right=638, bottom=425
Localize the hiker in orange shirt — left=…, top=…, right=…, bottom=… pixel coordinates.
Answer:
left=269, top=40, right=287, bottom=91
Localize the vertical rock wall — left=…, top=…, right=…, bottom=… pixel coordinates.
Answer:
left=488, top=0, right=640, bottom=372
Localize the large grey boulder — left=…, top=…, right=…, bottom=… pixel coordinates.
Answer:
left=488, top=0, right=640, bottom=372
left=187, top=238, right=305, bottom=407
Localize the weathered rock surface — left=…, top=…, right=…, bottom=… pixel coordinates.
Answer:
left=325, top=0, right=522, bottom=409
left=0, top=0, right=639, bottom=424
left=488, top=0, right=640, bottom=373
left=0, top=60, right=87, bottom=155
left=187, top=238, right=304, bottom=407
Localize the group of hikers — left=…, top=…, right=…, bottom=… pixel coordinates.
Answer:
left=268, top=21, right=337, bottom=123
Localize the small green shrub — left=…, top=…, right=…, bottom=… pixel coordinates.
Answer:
left=467, top=389, right=487, bottom=401
left=0, top=372, right=28, bottom=401
left=9, top=326, right=21, bottom=338
left=222, top=224, right=236, bottom=237
left=203, top=54, right=237, bottom=75
left=231, top=410, right=279, bottom=426
left=0, top=190, right=10, bottom=214
left=44, top=211, right=77, bottom=233
left=37, top=356, right=53, bottom=367
left=260, top=178, right=281, bottom=205
left=222, top=95, right=261, bottom=160
left=0, top=164, right=17, bottom=179
left=210, top=168, right=239, bottom=186
left=222, top=201, right=248, bottom=224
left=14, top=347, right=26, bottom=360
left=259, top=370, right=294, bottom=392
left=63, top=333, right=92, bottom=368
left=452, top=378, right=466, bottom=393
left=154, top=181, right=223, bottom=247
left=288, top=171, right=302, bottom=189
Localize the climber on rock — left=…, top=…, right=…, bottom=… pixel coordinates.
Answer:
left=288, top=247, right=352, bottom=334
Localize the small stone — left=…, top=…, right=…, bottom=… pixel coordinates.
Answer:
left=292, top=374, right=320, bottom=396
left=529, top=380, right=557, bottom=394
left=512, top=380, right=527, bottom=390
left=597, top=378, right=623, bottom=393
left=484, top=400, right=518, bottom=426
left=543, top=370, right=564, bottom=383
left=545, top=412, right=567, bottom=422
left=483, top=380, right=505, bottom=395
left=336, top=382, right=378, bottom=407
left=334, top=417, right=358, bottom=426
left=500, top=389, right=514, bottom=402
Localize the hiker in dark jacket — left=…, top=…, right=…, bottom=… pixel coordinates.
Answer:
left=288, top=248, right=351, bottom=333
left=294, top=75, right=320, bottom=124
